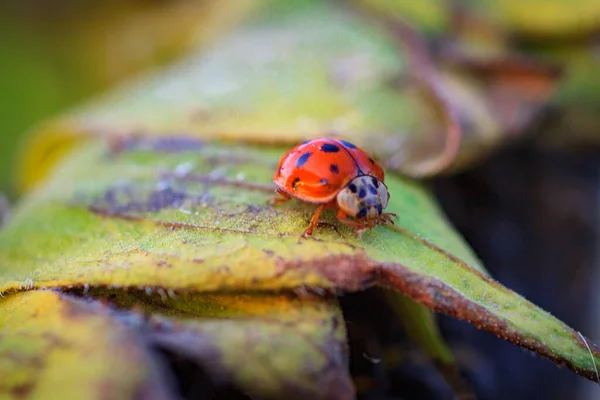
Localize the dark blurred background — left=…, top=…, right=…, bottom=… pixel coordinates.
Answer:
left=1, top=1, right=599, bottom=399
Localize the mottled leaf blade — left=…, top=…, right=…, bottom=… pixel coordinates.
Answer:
left=0, top=139, right=482, bottom=292
left=0, top=291, right=174, bottom=400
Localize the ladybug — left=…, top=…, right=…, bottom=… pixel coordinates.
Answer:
left=272, top=138, right=396, bottom=237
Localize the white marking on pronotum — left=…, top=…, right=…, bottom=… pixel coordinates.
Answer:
left=578, top=331, right=600, bottom=383
left=157, top=288, right=167, bottom=301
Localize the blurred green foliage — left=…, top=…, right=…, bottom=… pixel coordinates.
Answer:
left=2, top=0, right=600, bottom=196
left=0, top=0, right=257, bottom=197
left=0, top=20, right=71, bottom=197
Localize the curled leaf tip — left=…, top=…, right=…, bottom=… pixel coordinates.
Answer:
left=358, top=8, right=463, bottom=177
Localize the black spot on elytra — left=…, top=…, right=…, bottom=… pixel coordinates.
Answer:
left=296, top=152, right=312, bottom=168
left=371, top=177, right=379, bottom=187
left=369, top=185, right=377, bottom=195
left=359, top=188, right=366, bottom=199
left=320, top=178, right=328, bottom=185
left=368, top=158, right=375, bottom=165
left=348, top=183, right=357, bottom=193
left=320, top=143, right=340, bottom=153
left=330, top=164, right=339, bottom=174
left=292, top=177, right=301, bottom=189
left=357, top=207, right=367, bottom=218
left=340, top=140, right=356, bottom=149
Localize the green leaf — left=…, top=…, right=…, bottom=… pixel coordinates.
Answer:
left=2, top=136, right=600, bottom=384
left=0, top=139, right=481, bottom=292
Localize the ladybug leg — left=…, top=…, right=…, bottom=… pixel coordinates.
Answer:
left=336, top=209, right=370, bottom=236
left=337, top=210, right=394, bottom=236
left=378, top=212, right=397, bottom=225
left=303, top=204, right=326, bottom=237
left=269, top=188, right=292, bottom=205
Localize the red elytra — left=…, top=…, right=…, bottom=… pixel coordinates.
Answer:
left=272, top=138, right=396, bottom=237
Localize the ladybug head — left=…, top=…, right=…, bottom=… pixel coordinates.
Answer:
left=336, top=176, right=390, bottom=220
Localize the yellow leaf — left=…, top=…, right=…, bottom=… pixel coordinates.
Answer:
left=0, top=291, right=172, bottom=399
left=481, top=0, right=600, bottom=38
left=104, top=290, right=353, bottom=399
